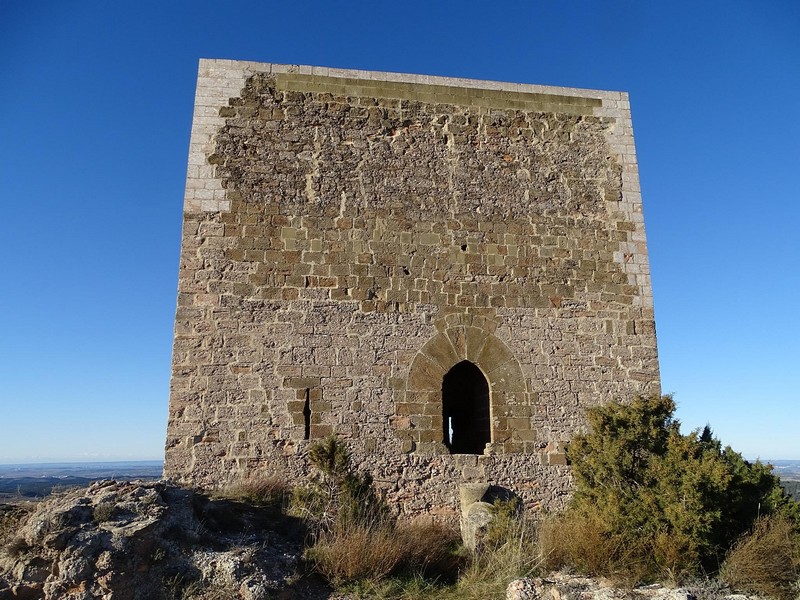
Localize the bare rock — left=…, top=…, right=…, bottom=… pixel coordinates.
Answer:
left=507, top=574, right=766, bottom=600
left=507, top=576, right=544, bottom=599
left=0, top=481, right=307, bottom=600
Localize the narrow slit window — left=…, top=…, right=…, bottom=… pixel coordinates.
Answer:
left=442, top=361, right=491, bottom=454
left=303, top=388, right=311, bottom=440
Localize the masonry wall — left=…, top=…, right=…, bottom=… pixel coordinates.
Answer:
left=164, top=60, right=660, bottom=518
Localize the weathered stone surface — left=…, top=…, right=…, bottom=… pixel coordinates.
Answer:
left=506, top=574, right=764, bottom=600
left=0, top=481, right=306, bottom=600
left=459, top=482, right=490, bottom=510
left=460, top=501, right=494, bottom=552
left=166, top=60, right=661, bottom=517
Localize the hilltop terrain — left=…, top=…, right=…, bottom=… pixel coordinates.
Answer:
left=1, top=440, right=796, bottom=598
left=0, top=480, right=772, bottom=600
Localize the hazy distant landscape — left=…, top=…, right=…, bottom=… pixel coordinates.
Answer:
left=770, top=460, right=800, bottom=501
left=1, top=459, right=797, bottom=501
left=0, top=461, right=162, bottom=500
left=769, top=459, right=800, bottom=480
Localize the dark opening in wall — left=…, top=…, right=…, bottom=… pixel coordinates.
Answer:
left=442, top=361, right=491, bottom=454
left=303, top=389, right=311, bottom=440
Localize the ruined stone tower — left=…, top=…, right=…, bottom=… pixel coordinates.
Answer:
left=165, top=59, right=660, bottom=516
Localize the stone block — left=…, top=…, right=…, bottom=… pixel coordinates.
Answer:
left=407, top=354, right=446, bottom=391
left=421, top=335, right=460, bottom=371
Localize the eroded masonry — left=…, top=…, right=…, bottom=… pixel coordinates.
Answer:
left=165, top=59, right=660, bottom=516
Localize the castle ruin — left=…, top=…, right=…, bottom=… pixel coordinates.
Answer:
left=164, top=59, right=660, bottom=516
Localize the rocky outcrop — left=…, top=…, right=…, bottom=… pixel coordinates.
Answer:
left=0, top=480, right=308, bottom=600
left=506, top=574, right=762, bottom=600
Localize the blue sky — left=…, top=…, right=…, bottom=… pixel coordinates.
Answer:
left=1, top=1, right=798, bottom=463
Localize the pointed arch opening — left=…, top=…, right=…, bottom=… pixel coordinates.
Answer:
left=442, top=360, right=491, bottom=454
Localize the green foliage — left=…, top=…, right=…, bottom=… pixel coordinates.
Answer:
left=483, top=498, right=523, bottom=550
left=565, top=395, right=798, bottom=580
left=782, top=479, right=800, bottom=502
left=292, top=435, right=388, bottom=531
left=92, top=502, right=116, bottom=523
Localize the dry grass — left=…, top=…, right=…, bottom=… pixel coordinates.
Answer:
left=396, top=521, right=465, bottom=581
left=308, top=523, right=411, bottom=583
left=538, top=512, right=654, bottom=586
left=539, top=512, right=618, bottom=574
left=451, top=515, right=541, bottom=600
left=311, top=512, right=541, bottom=600
left=538, top=510, right=711, bottom=586
left=212, top=475, right=289, bottom=510
left=652, top=528, right=699, bottom=584
left=307, top=519, right=463, bottom=585
left=720, top=515, right=800, bottom=600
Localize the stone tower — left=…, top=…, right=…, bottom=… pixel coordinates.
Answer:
left=165, top=59, right=660, bottom=517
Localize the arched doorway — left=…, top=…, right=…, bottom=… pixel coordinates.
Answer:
left=442, top=361, right=491, bottom=454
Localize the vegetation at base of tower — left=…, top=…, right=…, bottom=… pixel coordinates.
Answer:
left=212, top=474, right=289, bottom=514
left=542, top=395, right=800, bottom=596
left=292, top=434, right=389, bottom=531
left=445, top=498, right=542, bottom=599
left=292, top=438, right=546, bottom=598
left=295, top=436, right=465, bottom=585
left=284, top=424, right=800, bottom=599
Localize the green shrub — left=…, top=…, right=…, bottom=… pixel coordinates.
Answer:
left=482, top=498, right=523, bottom=550
left=93, top=502, right=116, bottom=523
left=292, top=435, right=388, bottom=532
left=782, top=479, right=800, bottom=502
left=561, top=395, right=798, bottom=583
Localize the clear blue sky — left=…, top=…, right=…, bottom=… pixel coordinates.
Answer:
left=1, top=1, right=798, bottom=463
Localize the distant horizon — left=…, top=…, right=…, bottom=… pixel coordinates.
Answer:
left=2, top=456, right=799, bottom=468
left=0, top=458, right=165, bottom=467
